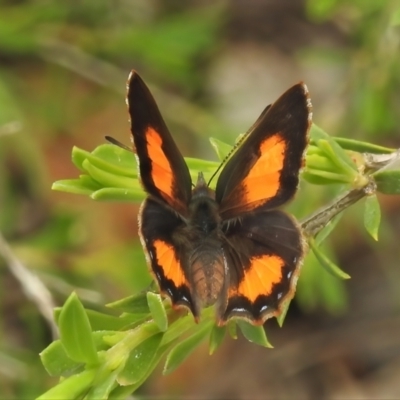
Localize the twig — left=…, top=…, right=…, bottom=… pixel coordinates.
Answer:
left=301, top=148, right=400, bottom=237
left=0, top=232, right=58, bottom=338
left=301, top=185, right=371, bottom=237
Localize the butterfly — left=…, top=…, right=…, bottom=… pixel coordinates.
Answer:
left=127, top=71, right=311, bottom=325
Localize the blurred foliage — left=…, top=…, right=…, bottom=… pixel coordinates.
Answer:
left=306, top=0, right=400, bottom=139
left=0, top=0, right=399, bottom=398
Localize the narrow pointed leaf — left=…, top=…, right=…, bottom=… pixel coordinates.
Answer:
left=71, top=146, right=92, bottom=171
left=82, top=160, right=136, bottom=189
left=334, top=137, right=394, bottom=154
left=117, top=332, right=164, bottom=386
left=163, top=322, right=212, bottom=375
left=40, top=340, right=82, bottom=377
left=54, top=307, right=147, bottom=331
left=107, top=292, right=150, bottom=314
left=147, top=292, right=168, bottom=332
left=276, top=299, right=291, bottom=327
left=89, top=145, right=136, bottom=177
left=51, top=177, right=101, bottom=195
left=309, top=239, right=351, bottom=280
left=36, top=369, right=96, bottom=400
left=227, top=320, right=238, bottom=340
left=373, top=170, right=400, bottom=194
left=364, top=195, right=381, bottom=241
left=236, top=321, right=272, bottom=348
left=58, top=293, right=98, bottom=365
left=85, top=367, right=122, bottom=400
left=92, top=144, right=136, bottom=171
left=209, top=325, right=226, bottom=355
left=110, top=344, right=171, bottom=398
left=91, top=187, right=145, bottom=202
left=310, top=124, right=357, bottom=171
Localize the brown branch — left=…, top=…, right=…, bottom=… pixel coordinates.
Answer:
left=301, top=149, right=400, bottom=238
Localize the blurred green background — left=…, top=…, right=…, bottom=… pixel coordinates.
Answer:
left=1, top=0, right=400, bottom=398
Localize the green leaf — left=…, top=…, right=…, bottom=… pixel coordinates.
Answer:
left=310, top=124, right=358, bottom=172
left=373, top=170, right=400, bottom=194
left=91, top=187, right=145, bottom=202
left=334, top=137, right=394, bottom=154
left=364, top=195, right=381, bottom=241
left=73, top=144, right=135, bottom=173
left=147, top=292, right=168, bottom=332
left=91, top=331, right=127, bottom=352
left=226, top=320, right=238, bottom=340
left=209, top=137, right=232, bottom=161
left=306, top=153, right=338, bottom=171
left=302, top=169, right=353, bottom=185
left=163, top=322, right=213, bottom=375
left=209, top=325, right=226, bottom=355
left=58, top=293, right=99, bottom=365
left=107, top=292, right=151, bottom=314
left=318, top=139, right=358, bottom=175
left=79, top=148, right=136, bottom=179
left=117, top=332, right=164, bottom=386
left=54, top=307, right=146, bottom=331
left=236, top=321, right=273, bottom=348
left=36, top=369, right=96, bottom=400
left=82, top=160, right=136, bottom=189
left=309, top=239, right=351, bottom=280
left=91, top=144, right=136, bottom=176
left=276, top=299, right=291, bottom=327
left=39, top=340, right=83, bottom=377
left=160, top=314, right=198, bottom=346
left=185, top=157, right=219, bottom=172
left=83, top=310, right=147, bottom=332
left=109, top=384, right=139, bottom=400
left=51, top=176, right=101, bottom=195
left=110, top=344, right=171, bottom=398
left=297, top=250, right=348, bottom=314
left=85, top=366, right=122, bottom=400
left=71, top=147, right=92, bottom=171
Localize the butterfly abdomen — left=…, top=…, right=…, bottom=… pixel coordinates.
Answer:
left=186, top=184, right=227, bottom=308
left=189, top=240, right=226, bottom=307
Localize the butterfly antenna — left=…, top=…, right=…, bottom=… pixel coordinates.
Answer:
left=207, top=132, right=250, bottom=186
left=105, top=136, right=133, bottom=152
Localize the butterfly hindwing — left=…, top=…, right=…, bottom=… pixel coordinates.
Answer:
left=215, top=83, right=311, bottom=220
left=139, top=197, right=198, bottom=317
left=127, top=71, right=192, bottom=215
left=218, top=209, right=304, bottom=324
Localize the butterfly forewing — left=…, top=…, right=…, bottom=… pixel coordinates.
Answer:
left=215, top=83, right=311, bottom=220
left=127, top=71, right=192, bottom=215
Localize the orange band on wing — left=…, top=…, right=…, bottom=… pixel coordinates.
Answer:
left=243, top=134, right=286, bottom=204
left=153, top=239, right=186, bottom=287
left=146, top=127, right=174, bottom=198
left=231, top=254, right=284, bottom=302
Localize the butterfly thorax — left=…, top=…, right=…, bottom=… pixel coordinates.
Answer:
left=184, top=173, right=226, bottom=308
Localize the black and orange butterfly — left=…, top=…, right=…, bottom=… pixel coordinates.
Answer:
left=127, top=71, right=311, bottom=325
